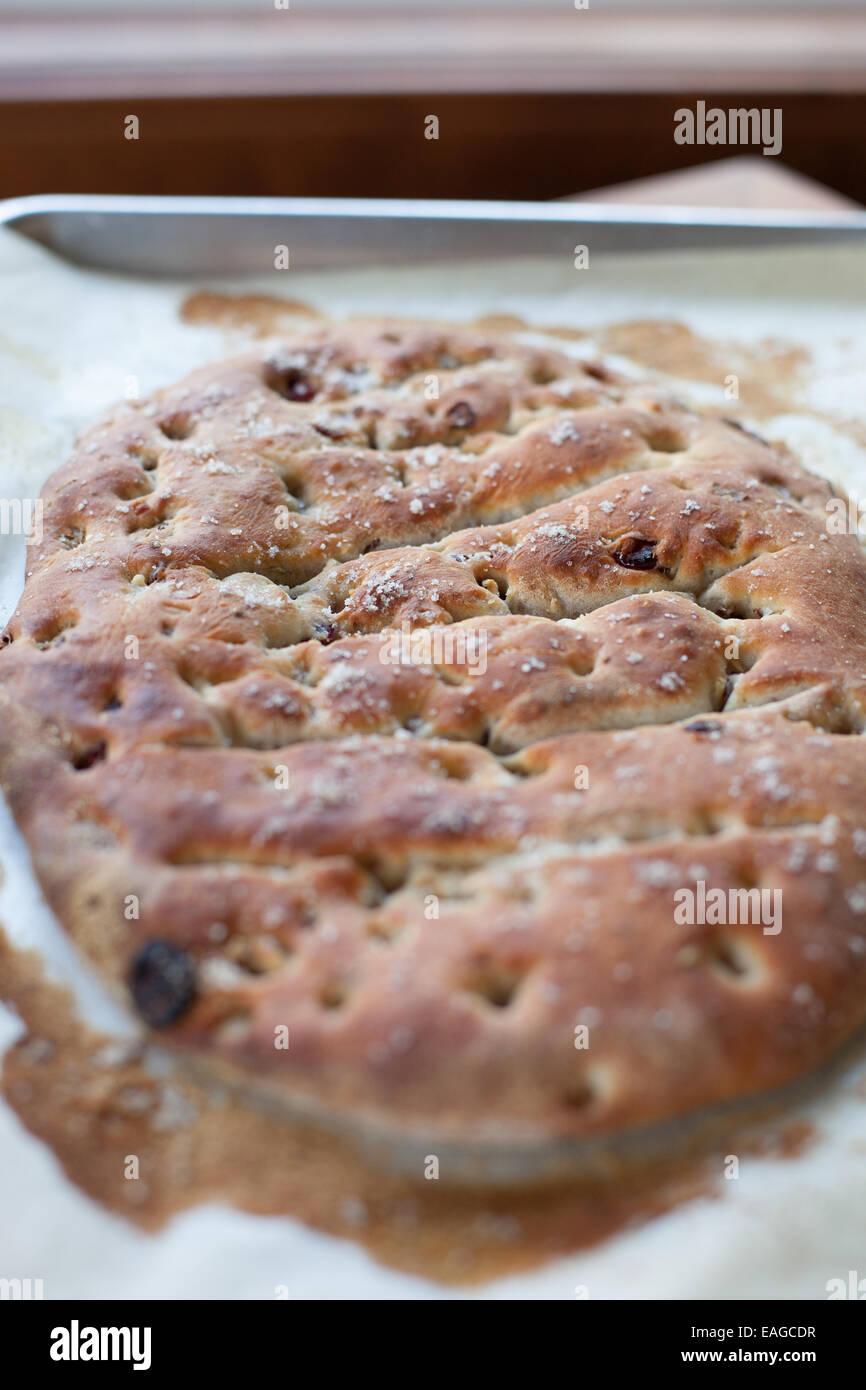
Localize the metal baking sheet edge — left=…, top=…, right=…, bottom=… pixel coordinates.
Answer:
left=1, top=193, right=865, bottom=276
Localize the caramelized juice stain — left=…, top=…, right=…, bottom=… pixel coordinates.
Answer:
left=181, top=291, right=323, bottom=337
left=593, top=320, right=809, bottom=419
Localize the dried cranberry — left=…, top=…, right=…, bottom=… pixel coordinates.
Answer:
left=313, top=620, right=337, bottom=644
left=265, top=364, right=315, bottom=402
left=612, top=536, right=659, bottom=570
left=129, top=941, right=196, bottom=1027
left=282, top=371, right=315, bottom=402
left=446, top=401, right=477, bottom=430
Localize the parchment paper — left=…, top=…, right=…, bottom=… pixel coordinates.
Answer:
left=2, top=224, right=866, bottom=1299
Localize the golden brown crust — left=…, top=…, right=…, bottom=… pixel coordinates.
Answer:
left=3, top=318, right=866, bottom=1162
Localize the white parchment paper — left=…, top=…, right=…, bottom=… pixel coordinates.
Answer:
left=2, top=225, right=866, bottom=1299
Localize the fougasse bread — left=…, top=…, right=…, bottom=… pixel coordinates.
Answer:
left=3, top=319, right=866, bottom=1183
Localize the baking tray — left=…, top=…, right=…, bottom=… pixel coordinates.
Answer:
left=2, top=190, right=866, bottom=1297
left=2, top=193, right=866, bottom=276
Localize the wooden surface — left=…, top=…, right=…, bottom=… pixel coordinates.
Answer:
left=2, top=93, right=866, bottom=207
left=2, top=5, right=866, bottom=99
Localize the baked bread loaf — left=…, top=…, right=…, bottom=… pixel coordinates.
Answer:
left=3, top=320, right=866, bottom=1177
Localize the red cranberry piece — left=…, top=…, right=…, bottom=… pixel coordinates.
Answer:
left=283, top=371, right=315, bottom=402
left=612, top=536, right=659, bottom=570
left=129, top=941, right=196, bottom=1027
left=446, top=401, right=477, bottom=430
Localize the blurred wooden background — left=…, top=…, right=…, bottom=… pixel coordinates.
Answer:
left=3, top=93, right=866, bottom=205
left=1, top=3, right=866, bottom=203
